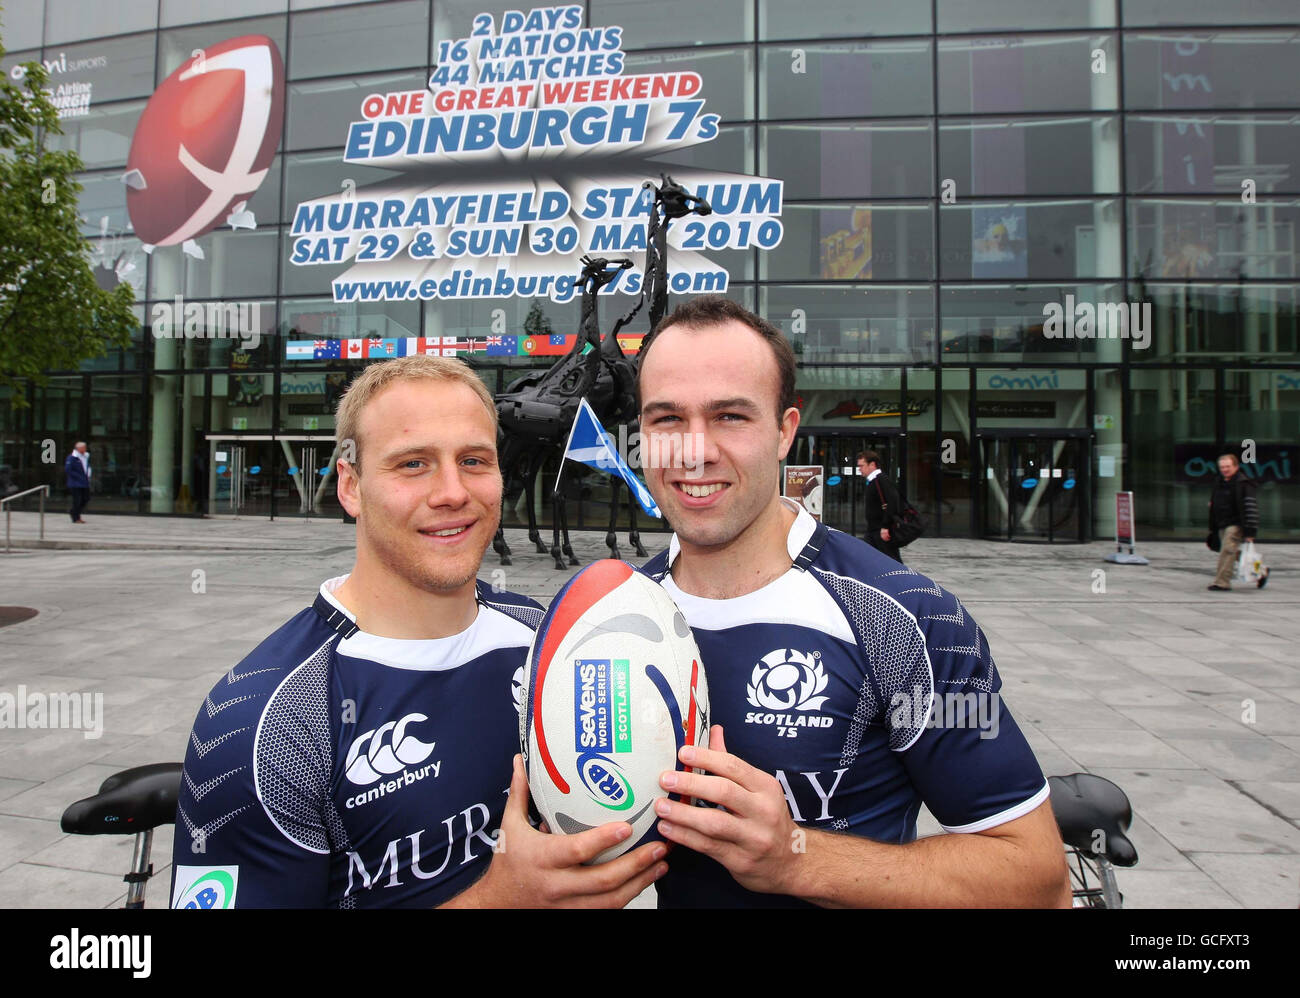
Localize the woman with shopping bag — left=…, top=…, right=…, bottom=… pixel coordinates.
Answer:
left=1206, top=453, right=1263, bottom=591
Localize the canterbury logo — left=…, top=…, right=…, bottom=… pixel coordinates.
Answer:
left=344, top=713, right=436, bottom=786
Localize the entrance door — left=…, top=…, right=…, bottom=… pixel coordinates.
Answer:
left=278, top=438, right=344, bottom=519
left=979, top=431, right=1089, bottom=542
left=209, top=437, right=274, bottom=516
left=787, top=432, right=904, bottom=536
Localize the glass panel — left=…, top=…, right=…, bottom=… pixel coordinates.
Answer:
left=941, top=284, right=1128, bottom=363
left=46, top=0, right=157, bottom=45
left=163, top=0, right=288, bottom=26
left=591, top=0, right=753, bottom=49
left=938, top=35, right=1118, bottom=114
left=86, top=375, right=150, bottom=514
left=763, top=203, right=934, bottom=282
left=1128, top=199, right=1300, bottom=280
left=157, top=15, right=288, bottom=84
left=1, top=49, right=41, bottom=82
left=286, top=71, right=427, bottom=150
left=148, top=228, right=281, bottom=299
left=940, top=200, right=1122, bottom=280
left=759, top=0, right=930, bottom=40
left=289, top=0, right=427, bottom=79
left=1134, top=283, right=1300, bottom=362
left=1223, top=370, right=1300, bottom=538
left=762, top=121, right=932, bottom=199
left=145, top=298, right=278, bottom=370
left=785, top=424, right=905, bottom=539
left=3, top=2, right=44, bottom=50
left=1129, top=368, right=1216, bottom=538
left=1126, top=114, right=1300, bottom=196
left=282, top=150, right=406, bottom=224
left=939, top=116, right=1121, bottom=197
left=936, top=367, right=974, bottom=536
left=1124, top=31, right=1300, bottom=111
left=761, top=285, right=934, bottom=364
left=621, top=47, right=752, bottom=124
left=1123, top=0, right=1300, bottom=26
left=40, top=32, right=157, bottom=106
left=759, top=41, right=932, bottom=119
left=282, top=296, right=420, bottom=356
left=939, top=0, right=1115, bottom=32
left=649, top=124, right=753, bottom=175
left=47, top=99, right=144, bottom=170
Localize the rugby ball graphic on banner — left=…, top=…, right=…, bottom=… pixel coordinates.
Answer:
left=520, top=559, right=708, bottom=863
left=126, top=35, right=285, bottom=246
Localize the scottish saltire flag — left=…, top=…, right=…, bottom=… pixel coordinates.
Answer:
left=558, top=398, right=661, bottom=517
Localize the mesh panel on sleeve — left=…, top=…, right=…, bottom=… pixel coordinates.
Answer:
left=813, top=568, right=932, bottom=753
left=480, top=595, right=544, bottom=631
left=255, top=642, right=348, bottom=854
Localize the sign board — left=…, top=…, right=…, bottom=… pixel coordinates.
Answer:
left=1105, top=490, right=1149, bottom=565
left=287, top=4, right=784, bottom=307
left=783, top=465, right=823, bottom=521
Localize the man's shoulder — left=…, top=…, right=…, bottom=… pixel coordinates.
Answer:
left=811, top=528, right=965, bottom=633
left=475, top=582, right=545, bottom=634
left=187, top=606, right=339, bottom=746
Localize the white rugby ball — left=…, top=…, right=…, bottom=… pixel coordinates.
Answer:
left=519, top=559, right=709, bottom=863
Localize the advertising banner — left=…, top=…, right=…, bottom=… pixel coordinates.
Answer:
left=287, top=4, right=784, bottom=308
left=784, top=465, right=824, bottom=521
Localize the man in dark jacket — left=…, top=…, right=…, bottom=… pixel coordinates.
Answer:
left=64, top=441, right=91, bottom=524
left=858, top=450, right=903, bottom=563
left=1207, top=453, right=1260, bottom=590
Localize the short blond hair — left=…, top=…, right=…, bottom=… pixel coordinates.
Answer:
left=335, top=356, right=497, bottom=472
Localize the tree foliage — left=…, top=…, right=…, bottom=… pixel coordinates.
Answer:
left=0, top=41, right=136, bottom=408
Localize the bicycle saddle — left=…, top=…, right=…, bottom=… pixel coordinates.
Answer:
left=61, top=762, right=184, bottom=835
left=1048, top=773, right=1138, bottom=867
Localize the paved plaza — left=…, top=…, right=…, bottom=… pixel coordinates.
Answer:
left=1, top=509, right=1297, bottom=908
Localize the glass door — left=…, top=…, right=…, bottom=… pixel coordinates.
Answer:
left=208, top=437, right=274, bottom=516
left=980, top=432, right=1088, bottom=542
left=277, top=437, right=344, bottom=519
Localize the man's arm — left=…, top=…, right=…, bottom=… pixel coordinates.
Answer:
left=655, top=728, right=1068, bottom=908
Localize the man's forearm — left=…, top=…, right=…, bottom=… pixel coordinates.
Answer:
left=784, top=825, right=1069, bottom=909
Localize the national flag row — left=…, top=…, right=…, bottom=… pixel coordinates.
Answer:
left=285, top=333, right=646, bottom=361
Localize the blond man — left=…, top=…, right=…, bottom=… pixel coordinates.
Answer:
left=172, top=356, right=665, bottom=908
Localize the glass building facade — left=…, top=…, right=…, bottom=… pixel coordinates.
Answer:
left=2, top=0, right=1298, bottom=540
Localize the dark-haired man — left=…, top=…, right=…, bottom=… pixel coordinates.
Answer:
left=858, top=450, right=903, bottom=564
left=636, top=295, right=1068, bottom=908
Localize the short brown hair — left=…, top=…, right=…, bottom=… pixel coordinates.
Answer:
left=858, top=450, right=881, bottom=466
left=636, top=295, right=797, bottom=425
left=335, top=355, right=497, bottom=472
left=1218, top=452, right=1240, bottom=467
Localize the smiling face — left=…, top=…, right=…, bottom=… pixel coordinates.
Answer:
left=337, top=378, right=501, bottom=597
left=638, top=318, right=798, bottom=552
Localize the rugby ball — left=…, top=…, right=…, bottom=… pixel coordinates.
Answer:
left=520, top=559, right=709, bottom=863
left=126, top=35, right=285, bottom=246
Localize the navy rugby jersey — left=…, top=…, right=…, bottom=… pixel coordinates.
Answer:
left=170, top=576, right=541, bottom=909
left=642, top=500, right=1048, bottom=908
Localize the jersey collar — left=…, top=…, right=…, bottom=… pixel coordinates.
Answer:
left=665, top=497, right=822, bottom=573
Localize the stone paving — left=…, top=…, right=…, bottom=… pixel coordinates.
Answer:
left=1, top=509, right=1297, bottom=908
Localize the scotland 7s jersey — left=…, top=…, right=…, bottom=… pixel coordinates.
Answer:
left=641, top=500, right=1049, bottom=908
left=170, top=576, right=541, bottom=909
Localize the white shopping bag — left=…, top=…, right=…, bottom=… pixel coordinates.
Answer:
left=1235, top=540, right=1266, bottom=586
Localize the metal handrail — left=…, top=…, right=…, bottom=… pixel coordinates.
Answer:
left=3, top=484, right=50, bottom=553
